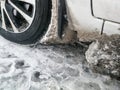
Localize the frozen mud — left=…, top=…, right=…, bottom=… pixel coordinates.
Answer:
left=40, top=0, right=76, bottom=44
left=86, top=35, right=120, bottom=80
left=0, top=36, right=120, bottom=90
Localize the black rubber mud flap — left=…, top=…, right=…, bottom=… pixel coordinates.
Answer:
left=58, top=0, right=67, bottom=38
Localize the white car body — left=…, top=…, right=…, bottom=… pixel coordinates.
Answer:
left=66, top=0, right=120, bottom=41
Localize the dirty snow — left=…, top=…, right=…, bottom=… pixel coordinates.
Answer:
left=40, top=0, right=76, bottom=44
left=86, top=35, right=120, bottom=80
left=0, top=36, right=119, bottom=90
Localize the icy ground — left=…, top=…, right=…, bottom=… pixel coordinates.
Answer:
left=0, top=36, right=119, bottom=90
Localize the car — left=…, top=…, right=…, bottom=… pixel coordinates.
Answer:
left=0, top=0, right=51, bottom=44
left=0, top=0, right=120, bottom=44
left=66, top=0, right=120, bottom=42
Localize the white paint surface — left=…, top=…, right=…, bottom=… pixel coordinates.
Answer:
left=103, top=21, right=120, bottom=35
left=66, top=0, right=103, bottom=33
left=93, top=0, right=120, bottom=23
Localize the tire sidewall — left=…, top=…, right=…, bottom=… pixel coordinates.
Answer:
left=0, top=0, right=48, bottom=44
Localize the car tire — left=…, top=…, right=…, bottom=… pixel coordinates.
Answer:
left=0, top=0, right=51, bottom=44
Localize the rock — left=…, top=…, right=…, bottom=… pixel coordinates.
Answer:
left=85, top=35, right=120, bottom=80
left=31, top=71, right=41, bottom=82
left=15, top=60, right=25, bottom=69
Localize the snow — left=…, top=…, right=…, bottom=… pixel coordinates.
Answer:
left=86, top=35, right=120, bottom=80
left=0, top=36, right=119, bottom=90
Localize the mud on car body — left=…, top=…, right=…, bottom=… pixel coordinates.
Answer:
left=0, top=0, right=120, bottom=44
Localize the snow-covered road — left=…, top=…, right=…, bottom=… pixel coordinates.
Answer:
left=0, top=36, right=119, bottom=90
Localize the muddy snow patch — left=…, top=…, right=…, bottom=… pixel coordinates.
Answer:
left=86, top=35, right=120, bottom=80
left=0, top=36, right=120, bottom=90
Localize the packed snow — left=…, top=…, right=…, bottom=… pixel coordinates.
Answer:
left=0, top=36, right=119, bottom=90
